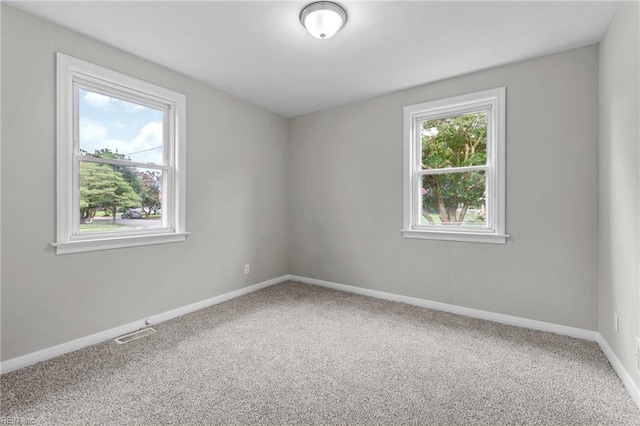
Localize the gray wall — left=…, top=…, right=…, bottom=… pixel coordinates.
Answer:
left=1, top=5, right=290, bottom=361
left=599, top=2, right=640, bottom=386
left=289, top=46, right=600, bottom=330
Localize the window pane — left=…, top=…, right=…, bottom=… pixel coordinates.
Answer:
left=78, top=88, right=165, bottom=165
left=420, top=171, right=487, bottom=227
left=78, top=161, right=164, bottom=233
left=421, top=112, right=487, bottom=170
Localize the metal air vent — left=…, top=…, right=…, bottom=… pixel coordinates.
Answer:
left=114, top=327, right=156, bottom=344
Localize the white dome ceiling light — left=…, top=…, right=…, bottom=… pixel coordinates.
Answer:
left=300, top=1, right=347, bottom=40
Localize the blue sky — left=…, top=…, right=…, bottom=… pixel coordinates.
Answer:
left=78, top=88, right=164, bottom=165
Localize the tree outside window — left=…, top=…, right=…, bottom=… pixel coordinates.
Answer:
left=420, top=113, right=487, bottom=227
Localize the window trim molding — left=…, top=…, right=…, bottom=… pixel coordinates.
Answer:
left=54, top=53, right=188, bottom=254
left=51, top=232, right=191, bottom=255
left=401, top=87, right=507, bottom=244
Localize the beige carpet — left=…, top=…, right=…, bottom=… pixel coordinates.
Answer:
left=1, top=281, right=639, bottom=425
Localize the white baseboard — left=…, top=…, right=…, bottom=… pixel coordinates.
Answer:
left=0, top=318, right=150, bottom=375
left=3, top=273, right=638, bottom=412
left=287, top=275, right=598, bottom=341
left=144, top=275, right=285, bottom=325
left=0, top=275, right=287, bottom=374
left=597, top=334, right=640, bottom=409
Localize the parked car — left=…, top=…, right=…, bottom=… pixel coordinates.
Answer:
left=121, top=209, right=143, bottom=219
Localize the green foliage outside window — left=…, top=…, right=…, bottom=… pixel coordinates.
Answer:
left=421, top=113, right=487, bottom=224
left=79, top=161, right=141, bottom=224
left=79, top=148, right=161, bottom=225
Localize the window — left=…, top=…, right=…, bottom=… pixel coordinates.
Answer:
left=54, top=53, right=187, bottom=254
left=402, top=88, right=506, bottom=244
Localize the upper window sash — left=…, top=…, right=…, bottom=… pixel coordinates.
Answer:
left=416, top=107, right=491, bottom=171
left=73, top=82, right=172, bottom=167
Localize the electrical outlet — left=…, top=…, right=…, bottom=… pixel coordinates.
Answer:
left=244, top=264, right=250, bottom=275
left=613, top=313, right=619, bottom=333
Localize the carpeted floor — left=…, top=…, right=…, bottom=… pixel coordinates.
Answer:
left=1, top=281, right=639, bottom=425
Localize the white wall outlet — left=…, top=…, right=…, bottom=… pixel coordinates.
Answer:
left=244, top=264, right=250, bottom=275
left=613, top=313, right=619, bottom=333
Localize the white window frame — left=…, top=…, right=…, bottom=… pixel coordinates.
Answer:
left=402, top=87, right=507, bottom=244
left=53, top=53, right=188, bottom=254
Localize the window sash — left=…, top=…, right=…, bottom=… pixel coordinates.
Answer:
left=71, top=158, right=173, bottom=238
left=412, top=166, right=493, bottom=232
left=73, top=81, right=171, bottom=166
left=416, top=108, right=491, bottom=172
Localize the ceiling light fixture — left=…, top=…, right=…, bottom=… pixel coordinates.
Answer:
left=300, top=1, right=347, bottom=40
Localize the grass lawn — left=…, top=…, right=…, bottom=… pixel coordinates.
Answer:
left=96, top=211, right=160, bottom=219
left=79, top=223, right=123, bottom=232
left=423, top=213, right=485, bottom=225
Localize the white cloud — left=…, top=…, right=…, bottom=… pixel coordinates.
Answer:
left=79, top=119, right=109, bottom=143
left=84, top=91, right=112, bottom=108
left=127, top=122, right=164, bottom=164
left=133, top=122, right=162, bottom=145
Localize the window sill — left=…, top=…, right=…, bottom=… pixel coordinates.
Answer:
left=401, top=229, right=508, bottom=244
left=51, top=232, right=190, bottom=255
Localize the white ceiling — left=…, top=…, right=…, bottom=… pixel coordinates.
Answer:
left=10, top=1, right=617, bottom=117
